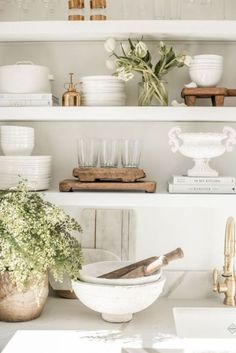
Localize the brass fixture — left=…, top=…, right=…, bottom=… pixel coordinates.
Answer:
left=68, top=0, right=85, bottom=21
left=69, top=15, right=85, bottom=21
left=90, top=15, right=106, bottom=20
left=90, top=0, right=107, bottom=20
left=62, top=73, right=81, bottom=107
left=68, top=0, right=84, bottom=9
left=213, top=217, right=236, bottom=306
left=90, top=0, right=106, bottom=9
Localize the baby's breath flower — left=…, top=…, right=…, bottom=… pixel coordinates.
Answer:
left=0, top=180, right=83, bottom=290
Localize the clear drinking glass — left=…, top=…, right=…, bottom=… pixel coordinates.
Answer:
left=100, top=139, right=119, bottom=168
left=121, top=139, right=141, bottom=168
left=77, top=138, right=98, bottom=168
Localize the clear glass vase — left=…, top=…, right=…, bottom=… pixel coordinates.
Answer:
left=138, top=80, right=168, bottom=106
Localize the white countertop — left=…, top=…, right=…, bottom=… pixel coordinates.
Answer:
left=2, top=296, right=236, bottom=353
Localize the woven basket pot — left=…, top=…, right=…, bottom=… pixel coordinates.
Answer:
left=0, top=272, right=49, bottom=322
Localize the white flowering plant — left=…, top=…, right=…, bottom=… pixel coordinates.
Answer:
left=0, top=181, right=83, bottom=290
left=105, top=38, right=190, bottom=106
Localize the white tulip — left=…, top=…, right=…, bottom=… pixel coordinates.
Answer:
left=106, top=59, right=116, bottom=71
left=117, top=67, right=134, bottom=82
left=184, top=55, right=193, bottom=67
left=104, top=38, right=116, bottom=53
left=134, top=41, right=148, bottom=59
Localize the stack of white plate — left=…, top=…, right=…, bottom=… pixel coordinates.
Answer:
left=80, top=76, right=126, bottom=106
left=0, top=156, right=52, bottom=190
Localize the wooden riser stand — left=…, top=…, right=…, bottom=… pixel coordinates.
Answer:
left=59, top=168, right=157, bottom=193
left=181, top=87, right=236, bottom=106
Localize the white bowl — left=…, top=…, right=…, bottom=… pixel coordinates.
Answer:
left=79, top=261, right=162, bottom=286
left=192, top=59, right=223, bottom=64
left=72, top=276, right=166, bottom=323
left=189, top=68, right=223, bottom=87
left=190, top=63, right=223, bottom=67
left=1, top=125, right=34, bottom=131
left=80, top=75, right=123, bottom=82
left=193, top=54, right=223, bottom=60
left=1, top=143, right=34, bottom=156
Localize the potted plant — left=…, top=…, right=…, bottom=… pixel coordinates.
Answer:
left=105, top=38, right=191, bottom=106
left=0, top=181, right=82, bottom=322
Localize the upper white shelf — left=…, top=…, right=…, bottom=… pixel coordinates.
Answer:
left=1, top=106, right=236, bottom=122
left=0, top=20, right=236, bottom=42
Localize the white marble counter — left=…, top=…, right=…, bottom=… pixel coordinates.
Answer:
left=1, top=296, right=234, bottom=353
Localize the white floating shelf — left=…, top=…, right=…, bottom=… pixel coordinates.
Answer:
left=1, top=106, right=236, bottom=122
left=44, top=191, right=236, bottom=208
left=0, top=20, right=236, bottom=42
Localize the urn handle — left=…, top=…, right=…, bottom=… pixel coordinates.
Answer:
left=223, top=126, right=236, bottom=152
left=168, top=126, right=182, bottom=153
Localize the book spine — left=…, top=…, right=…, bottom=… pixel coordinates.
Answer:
left=0, top=93, right=52, bottom=100
left=172, top=176, right=236, bottom=186
left=0, top=100, right=53, bottom=107
left=168, top=183, right=236, bottom=194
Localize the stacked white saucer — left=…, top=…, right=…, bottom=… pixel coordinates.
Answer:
left=189, top=55, right=223, bottom=87
left=0, top=156, right=52, bottom=191
left=80, top=76, right=126, bottom=106
left=0, top=125, right=52, bottom=191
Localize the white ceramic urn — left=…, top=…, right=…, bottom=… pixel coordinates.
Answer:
left=168, top=126, right=236, bottom=177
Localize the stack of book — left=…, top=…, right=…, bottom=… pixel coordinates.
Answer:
left=0, top=93, right=59, bottom=107
left=168, top=175, right=236, bottom=194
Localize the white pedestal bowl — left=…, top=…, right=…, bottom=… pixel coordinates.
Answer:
left=168, top=126, right=236, bottom=177
left=72, top=276, right=166, bottom=323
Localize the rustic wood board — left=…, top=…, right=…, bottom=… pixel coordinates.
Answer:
left=59, top=179, right=156, bottom=193
left=182, top=87, right=228, bottom=97
left=73, top=167, right=146, bottom=182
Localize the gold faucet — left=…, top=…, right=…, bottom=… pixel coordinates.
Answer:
left=213, top=217, right=236, bottom=306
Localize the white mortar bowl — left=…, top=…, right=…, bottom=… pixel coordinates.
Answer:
left=72, top=276, right=166, bottom=323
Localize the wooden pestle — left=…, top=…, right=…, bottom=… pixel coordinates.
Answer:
left=99, top=248, right=184, bottom=279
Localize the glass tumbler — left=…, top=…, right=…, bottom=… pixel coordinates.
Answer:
left=100, top=139, right=119, bottom=168
left=77, top=138, right=98, bottom=168
left=121, top=139, right=141, bottom=168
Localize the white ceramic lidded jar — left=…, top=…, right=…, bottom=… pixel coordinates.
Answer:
left=0, top=61, right=53, bottom=94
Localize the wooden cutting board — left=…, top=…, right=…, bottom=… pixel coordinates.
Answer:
left=59, top=179, right=157, bottom=193
left=73, top=167, right=146, bottom=182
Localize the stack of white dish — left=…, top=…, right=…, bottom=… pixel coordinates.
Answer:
left=189, top=55, right=223, bottom=87
left=0, top=125, right=51, bottom=191
left=1, top=126, right=34, bottom=156
left=72, top=260, right=165, bottom=323
left=0, top=156, right=52, bottom=190
left=80, top=76, right=126, bottom=106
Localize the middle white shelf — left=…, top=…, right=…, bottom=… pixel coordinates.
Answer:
left=1, top=106, right=236, bottom=122
left=44, top=190, right=236, bottom=208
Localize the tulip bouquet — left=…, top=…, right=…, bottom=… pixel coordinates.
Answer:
left=105, top=38, right=190, bottom=106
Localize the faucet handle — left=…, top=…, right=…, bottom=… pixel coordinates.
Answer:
left=213, top=268, right=219, bottom=292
